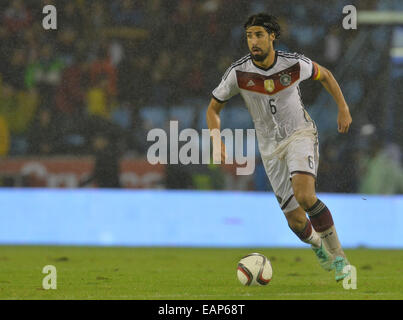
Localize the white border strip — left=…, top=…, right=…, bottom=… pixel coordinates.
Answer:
left=358, top=11, right=403, bottom=24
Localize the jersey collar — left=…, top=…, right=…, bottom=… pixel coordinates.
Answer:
left=251, top=50, right=278, bottom=71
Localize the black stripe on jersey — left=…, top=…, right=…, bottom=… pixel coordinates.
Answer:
left=277, top=52, right=310, bottom=64
left=298, top=87, right=310, bottom=120
left=222, top=54, right=251, bottom=80
left=277, top=50, right=309, bottom=61
left=278, top=55, right=310, bottom=66
left=278, top=54, right=310, bottom=64
left=222, top=54, right=252, bottom=81
left=298, top=86, right=317, bottom=131
left=297, top=86, right=306, bottom=109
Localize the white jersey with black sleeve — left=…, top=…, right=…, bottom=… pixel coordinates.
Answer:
left=212, top=50, right=319, bottom=160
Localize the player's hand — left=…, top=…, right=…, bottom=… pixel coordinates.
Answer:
left=337, top=107, right=352, bottom=133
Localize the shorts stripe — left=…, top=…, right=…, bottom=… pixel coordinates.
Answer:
left=281, top=194, right=295, bottom=210
left=212, top=94, right=228, bottom=104
left=291, top=171, right=316, bottom=179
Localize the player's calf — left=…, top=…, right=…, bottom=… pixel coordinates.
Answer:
left=306, top=199, right=348, bottom=261
left=286, top=210, right=320, bottom=248
left=286, top=209, right=307, bottom=234
left=288, top=217, right=333, bottom=271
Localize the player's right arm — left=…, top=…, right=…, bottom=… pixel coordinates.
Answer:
left=208, top=64, right=240, bottom=163
left=206, top=97, right=227, bottom=163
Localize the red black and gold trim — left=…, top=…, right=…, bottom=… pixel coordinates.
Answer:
left=311, top=62, right=321, bottom=80
left=236, top=62, right=300, bottom=95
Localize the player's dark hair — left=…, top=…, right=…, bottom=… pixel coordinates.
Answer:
left=244, top=13, right=281, bottom=40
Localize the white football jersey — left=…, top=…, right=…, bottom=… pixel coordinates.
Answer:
left=212, top=50, right=319, bottom=159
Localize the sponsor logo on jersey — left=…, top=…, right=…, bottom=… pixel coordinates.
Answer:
left=247, top=80, right=255, bottom=87
left=280, top=73, right=292, bottom=86
left=264, top=79, right=275, bottom=93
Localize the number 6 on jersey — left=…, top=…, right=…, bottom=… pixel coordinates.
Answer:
left=269, top=98, right=277, bottom=114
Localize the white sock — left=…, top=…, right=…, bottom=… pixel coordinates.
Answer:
left=318, top=226, right=348, bottom=261
left=292, top=220, right=321, bottom=248
left=303, top=228, right=321, bottom=248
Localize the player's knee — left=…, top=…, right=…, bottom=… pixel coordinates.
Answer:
left=286, top=215, right=306, bottom=233
left=285, top=208, right=307, bottom=232
left=294, top=191, right=316, bottom=211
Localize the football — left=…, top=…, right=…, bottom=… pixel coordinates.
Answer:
left=237, top=253, right=272, bottom=286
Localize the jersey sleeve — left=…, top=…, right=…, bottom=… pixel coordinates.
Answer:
left=298, top=55, right=319, bottom=81
left=212, top=67, right=239, bottom=103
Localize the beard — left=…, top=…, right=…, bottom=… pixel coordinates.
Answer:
left=250, top=50, right=269, bottom=62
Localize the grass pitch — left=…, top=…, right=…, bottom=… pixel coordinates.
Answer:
left=0, top=246, right=402, bottom=300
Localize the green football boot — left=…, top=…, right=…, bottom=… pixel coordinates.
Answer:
left=332, top=256, right=351, bottom=282
left=312, top=241, right=333, bottom=271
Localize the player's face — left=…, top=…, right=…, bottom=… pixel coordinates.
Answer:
left=246, top=26, right=273, bottom=62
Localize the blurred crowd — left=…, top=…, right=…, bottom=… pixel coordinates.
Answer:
left=0, top=0, right=402, bottom=193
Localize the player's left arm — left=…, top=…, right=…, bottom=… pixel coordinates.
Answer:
left=313, top=62, right=352, bottom=133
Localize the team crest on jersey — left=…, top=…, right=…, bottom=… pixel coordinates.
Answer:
left=264, top=79, right=275, bottom=93
left=280, top=74, right=292, bottom=86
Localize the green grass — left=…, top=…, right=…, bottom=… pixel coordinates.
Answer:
left=0, top=246, right=402, bottom=300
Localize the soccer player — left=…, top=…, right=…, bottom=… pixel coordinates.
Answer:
left=206, top=13, right=352, bottom=281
